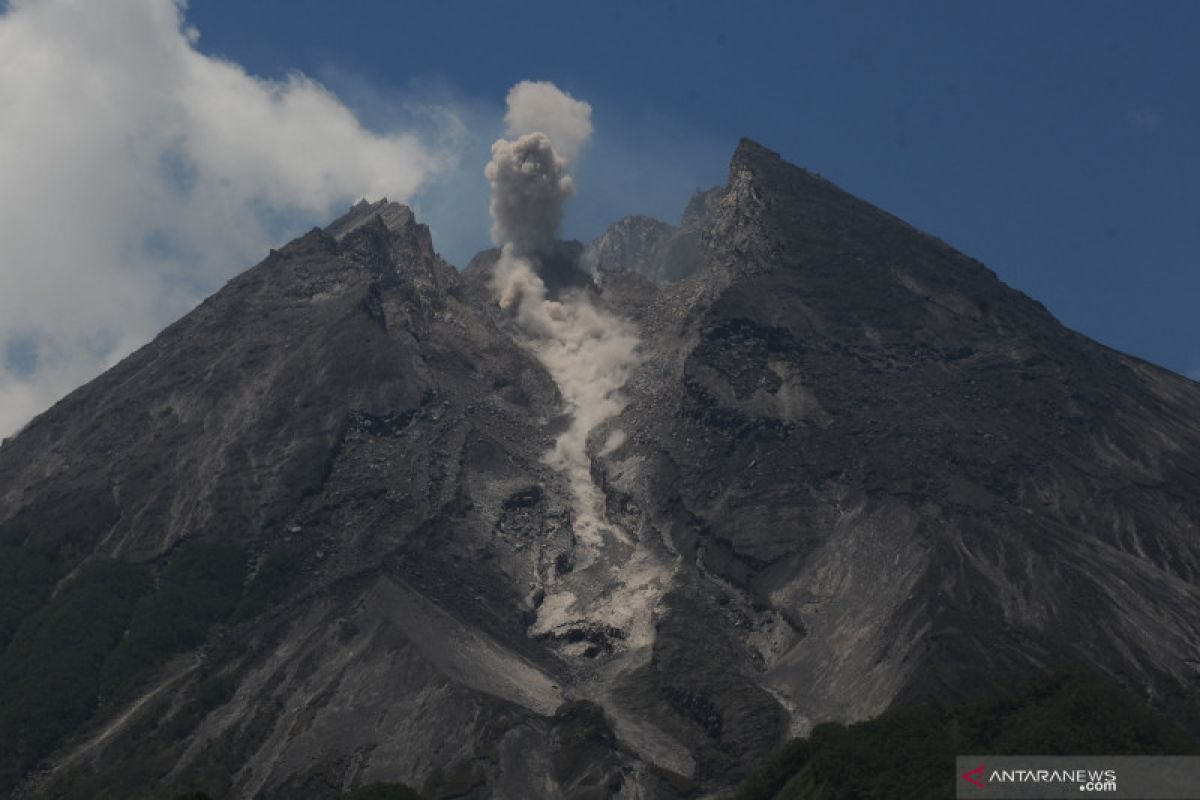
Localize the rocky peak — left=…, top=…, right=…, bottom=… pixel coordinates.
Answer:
left=583, top=214, right=675, bottom=279
left=324, top=198, right=451, bottom=318
left=583, top=211, right=706, bottom=285
left=325, top=198, right=417, bottom=242
left=681, top=185, right=724, bottom=229
left=569, top=147, right=785, bottom=288
left=728, top=136, right=782, bottom=172
left=725, top=137, right=828, bottom=198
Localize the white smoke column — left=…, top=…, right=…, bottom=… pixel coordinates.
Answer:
left=486, top=133, right=572, bottom=260
left=485, top=82, right=638, bottom=548
left=504, top=80, right=593, bottom=165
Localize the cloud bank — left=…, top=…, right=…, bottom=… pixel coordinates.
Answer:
left=0, top=0, right=450, bottom=438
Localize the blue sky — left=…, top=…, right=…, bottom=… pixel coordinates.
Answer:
left=0, top=0, right=1197, bottom=437
left=183, top=0, right=1199, bottom=378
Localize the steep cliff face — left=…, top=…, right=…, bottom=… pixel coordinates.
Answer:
left=594, top=141, right=1200, bottom=740
left=1, top=141, right=1198, bottom=800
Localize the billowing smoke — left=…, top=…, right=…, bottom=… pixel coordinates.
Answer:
left=485, top=133, right=572, bottom=258
left=504, top=80, right=593, bottom=165
left=485, top=79, right=591, bottom=258
left=485, top=81, right=638, bottom=548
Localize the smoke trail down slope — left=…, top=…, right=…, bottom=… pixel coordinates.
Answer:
left=492, top=250, right=640, bottom=546
left=482, top=85, right=669, bottom=681
left=484, top=83, right=639, bottom=549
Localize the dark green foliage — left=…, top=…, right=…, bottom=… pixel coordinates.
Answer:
left=99, top=540, right=246, bottom=702
left=978, top=669, right=1197, bottom=755
left=46, top=672, right=242, bottom=800
left=0, top=559, right=149, bottom=794
left=0, top=492, right=120, bottom=553
left=0, top=537, right=251, bottom=796
left=0, top=544, right=61, bottom=653
left=734, top=738, right=812, bottom=800
left=0, top=492, right=121, bottom=655
left=734, top=668, right=1200, bottom=800
left=339, top=783, right=426, bottom=800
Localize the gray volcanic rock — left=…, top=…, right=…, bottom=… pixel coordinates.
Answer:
left=584, top=214, right=679, bottom=280
left=583, top=202, right=708, bottom=285
left=599, top=140, right=1200, bottom=734
left=2, top=140, right=1199, bottom=800
left=1, top=200, right=651, bottom=798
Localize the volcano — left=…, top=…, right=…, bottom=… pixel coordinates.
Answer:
left=1, top=140, right=1198, bottom=799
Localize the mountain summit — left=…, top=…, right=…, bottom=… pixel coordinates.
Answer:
left=1, top=139, right=1198, bottom=799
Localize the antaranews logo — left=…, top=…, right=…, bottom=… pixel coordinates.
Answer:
left=961, top=764, right=986, bottom=789
left=956, top=755, right=1200, bottom=799
left=962, top=765, right=1117, bottom=792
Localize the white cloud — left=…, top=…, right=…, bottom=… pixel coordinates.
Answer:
left=0, top=0, right=452, bottom=438
left=504, top=80, right=593, bottom=164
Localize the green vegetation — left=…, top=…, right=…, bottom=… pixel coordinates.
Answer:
left=0, top=559, right=149, bottom=794
left=45, top=671, right=241, bottom=800
left=734, top=668, right=1200, bottom=800
left=38, top=539, right=317, bottom=800
left=99, top=541, right=246, bottom=703
left=0, top=537, right=257, bottom=796
left=0, top=493, right=121, bottom=655
left=0, top=543, right=62, bottom=653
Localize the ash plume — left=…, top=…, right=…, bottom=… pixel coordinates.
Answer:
left=484, top=81, right=638, bottom=548
left=485, top=133, right=572, bottom=260
left=504, top=80, right=593, bottom=165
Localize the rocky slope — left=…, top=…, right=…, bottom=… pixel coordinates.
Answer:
left=0, top=140, right=1198, bottom=799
